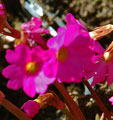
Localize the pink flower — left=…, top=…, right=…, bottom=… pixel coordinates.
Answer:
left=109, top=96, right=113, bottom=105
left=44, top=13, right=94, bottom=83
left=21, top=17, right=49, bottom=47
left=2, top=44, right=55, bottom=97
left=21, top=100, right=40, bottom=118
left=88, top=42, right=113, bottom=86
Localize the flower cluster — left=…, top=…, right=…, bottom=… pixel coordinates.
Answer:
left=1, top=4, right=113, bottom=119
left=2, top=13, right=113, bottom=98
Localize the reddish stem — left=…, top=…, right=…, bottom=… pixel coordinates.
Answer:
left=83, top=80, right=112, bottom=120
left=54, top=80, right=86, bottom=120
left=61, top=106, right=75, bottom=120
left=2, top=98, right=31, bottom=120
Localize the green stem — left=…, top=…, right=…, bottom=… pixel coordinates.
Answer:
left=83, top=80, right=112, bottom=120
left=2, top=98, right=31, bottom=120
left=54, top=80, right=86, bottom=120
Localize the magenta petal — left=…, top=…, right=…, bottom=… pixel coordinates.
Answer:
left=5, top=49, right=17, bottom=64
left=109, top=96, right=113, bottom=105
left=36, top=28, right=50, bottom=34
left=2, top=65, right=21, bottom=79
left=107, top=63, right=113, bottom=85
left=43, top=49, right=56, bottom=62
left=6, top=44, right=30, bottom=65
left=44, top=59, right=59, bottom=78
left=7, top=77, right=23, bottom=90
left=34, top=71, right=55, bottom=94
left=47, top=27, right=66, bottom=50
left=65, top=13, right=87, bottom=31
left=21, top=100, right=40, bottom=118
left=15, top=44, right=30, bottom=62
left=28, top=32, right=45, bottom=45
left=91, top=61, right=107, bottom=86
left=23, top=77, right=36, bottom=97
left=31, top=17, right=42, bottom=30
left=92, top=55, right=102, bottom=63
left=57, top=62, right=82, bottom=83
left=67, top=43, right=94, bottom=72
left=57, top=64, right=73, bottom=83
left=63, top=25, right=79, bottom=46
left=94, top=41, right=105, bottom=54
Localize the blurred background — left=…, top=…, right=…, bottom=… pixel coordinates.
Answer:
left=0, top=0, right=113, bottom=120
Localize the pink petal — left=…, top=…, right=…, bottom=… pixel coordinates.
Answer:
left=91, top=61, right=107, bottom=86
left=67, top=42, right=94, bottom=72
left=94, top=41, right=105, bottom=54
left=34, top=71, right=55, bottom=94
left=64, top=13, right=91, bottom=46
left=57, top=62, right=82, bottom=83
left=43, top=49, right=56, bottom=62
left=36, top=28, right=50, bottom=34
left=47, top=27, right=66, bottom=50
left=63, top=25, right=80, bottom=46
left=31, top=46, right=44, bottom=60
left=31, top=17, right=42, bottom=30
left=5, top=49, right=18, bottom=64
left=15, top=44, right=30, bottom=61
left=107, top=63, right=113, bottom=85
left=92, top=55, right=103, bottom=63
left=2, top=65, right=22, bottom=79
left=7, top=77, right=23, bottom=90
left=65, top=13, right=87, bottom=31
left=28, top=32, right=45, bottom=45
left=6, top=44, right=30, bottom=65
left=109, top=96, right=113, bottom=105
left=23, top=77, right=36, bottom=97
left=44, top=59, right=59, bottom=78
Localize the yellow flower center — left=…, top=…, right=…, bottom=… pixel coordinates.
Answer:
left=26, top=61, right=37, bottom=74
left=56, top=47, right=68, bottom=62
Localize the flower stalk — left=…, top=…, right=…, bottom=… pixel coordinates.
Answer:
left=0, top=91, right=31, bottom=120
left=2, top=98, right=32, bottom=120
left=83, top=80, right=112, bottom=120
left=54, top=80, right=86, bottom=120
left=61, top=106, right=75, bottom=120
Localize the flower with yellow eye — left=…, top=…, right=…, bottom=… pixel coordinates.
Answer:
left=2, top=44, right=55, bottom=97
left=44, top=13, right=94, bottom=83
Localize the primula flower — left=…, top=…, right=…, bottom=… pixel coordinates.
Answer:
left=88, top=41, right=113, bottom=86
left=109, top=96, right=113, bottom=105
left=21, top=100, right=40, bottom=118
left=2, top=44, right=55, bottom=97
left=44, top=13, right=94, bottom=83
left=21, top=17, right=49, bottom=47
